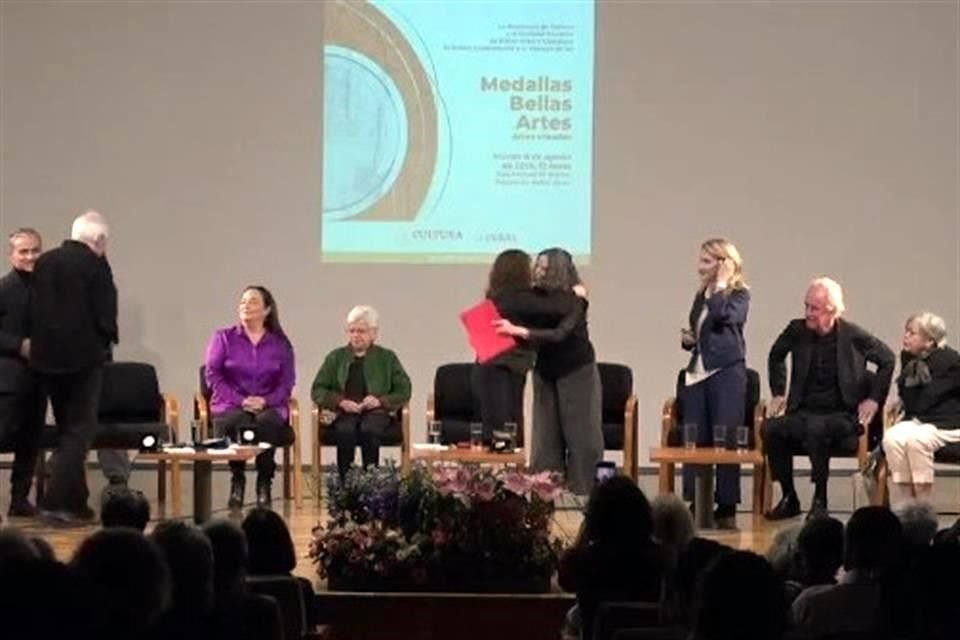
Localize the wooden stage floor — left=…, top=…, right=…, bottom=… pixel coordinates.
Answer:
left=3, top=465, right=958, bottom=589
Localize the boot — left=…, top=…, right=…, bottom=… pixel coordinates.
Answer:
left=228, top=471, right=245, bottom=509
left=256, top=474, right=272, bottom=508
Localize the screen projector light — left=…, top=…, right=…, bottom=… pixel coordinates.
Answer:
left=239, top=427, right=259, bottom=445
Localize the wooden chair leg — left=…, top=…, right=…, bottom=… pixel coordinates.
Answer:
left=658, top=462, right=675, bottom=495
left=875, top=461, right=890, bottom=506
left=752, top=462, right=765, bottom=515
left=762, top=462, right=774, bottom=514
left=157, top=459, right=167, bottom=504
left=313, top=437, right=323, bottom=502
left=170, top=460, right=182, bottom=516
left=282, top=447, right=292, bottom=500
left=292, top=441, right=303, bottom=509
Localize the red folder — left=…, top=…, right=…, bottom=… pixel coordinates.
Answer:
left=459, top=299, right=517, bottom=364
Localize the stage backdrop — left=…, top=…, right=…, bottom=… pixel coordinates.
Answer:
left=2, top=0, right=957, bottom=473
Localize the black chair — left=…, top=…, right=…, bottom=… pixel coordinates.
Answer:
left=935, top=442, right=960, bottom=464
left=592, top=602, right=663, bottom=640
left=426, top=362, right=526, bottom=447
left=610, top=628, right=686, bottom=640
left=659, top=368, right=766, bottom=514
left=598, top=363, right=639, bottom=480
left=311, top=401, right=410, bottom=481
left=35, top=361, right=180, bottom=503
left=195, top=366, right=303, bottom=507
left=247, top=575, right=307, bottom=640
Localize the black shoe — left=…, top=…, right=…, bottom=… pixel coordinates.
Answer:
left=806, top=498, right=828, bottom=521
left=8, top=498, right=39, bottom=518
left=714, top=504, right=737, bottom=530
left=765, top=494, right=801, bottom=520
left=228, top=475, right=245, bottom=509
left=40, top=508, right=96, bottom=528
left=256, top=477, right=272, bottom=508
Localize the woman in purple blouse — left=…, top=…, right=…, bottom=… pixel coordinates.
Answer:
left=204, top=285, right=295, bottom=509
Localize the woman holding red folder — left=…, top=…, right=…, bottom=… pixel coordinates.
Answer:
left=472, top=249, right=580, bottom=447
left=493, top=248, right=602, bottom=496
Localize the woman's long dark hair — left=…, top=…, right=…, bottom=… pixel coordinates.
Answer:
left=486, top=249, right=531, bottom=298
left=534, top=247, right=581, bottom=291
left=242, top=507, right=297, bottom=575
left=243, top=285, right=284, bottom=336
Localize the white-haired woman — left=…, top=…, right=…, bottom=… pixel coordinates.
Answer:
left=883, top=312, right=960, bottom=507
left=310, top=306, right=412, bottom=480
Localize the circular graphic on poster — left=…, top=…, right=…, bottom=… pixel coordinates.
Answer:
left=322, top=0, right=441, bottom=221
left=323, top=47, right=408, bottom=220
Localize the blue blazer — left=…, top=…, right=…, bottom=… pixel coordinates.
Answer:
left=683, top=287, right=749, bottom=372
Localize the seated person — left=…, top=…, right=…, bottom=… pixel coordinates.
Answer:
left=100, top=487, right=151, bottom=532
left=242, top=507, right=318, bottom=628
left=764, top=277, right=894, bottom=520
left=204, top=285, right=296, bottom=509
left=784, top=516, right=843, bottom=605
left=692, top=551, right=788, bottom=640
left=203, top=519, right=282, bottom=640
left=311, top=305, right=411, bottom=480
left=791, top=506, right=905, bottom=638
left=882, top=311, right=960, bottom=508
left=558, top=476, right=666, bottom=640
left=148, top=521, right=217, bottom=640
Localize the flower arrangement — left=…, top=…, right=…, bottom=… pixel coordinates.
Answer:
left=309, top=463, right=566, bottom=592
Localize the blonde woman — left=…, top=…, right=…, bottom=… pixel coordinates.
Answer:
left=680, top=238, right=749, bottom=529
left=883, top=312, right=960, bottom=507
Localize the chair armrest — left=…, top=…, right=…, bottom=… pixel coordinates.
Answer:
left=753, top=400, right=767, bottom=451
left=401, top=401, right=411, bottom=471
left=194, top=392, right=210, bottom=439
left=312, top=401, right=338, bottom=442
left=625, top=395, right=639, bottom=479
left=857, top=426, right=870, bottom=464
left=313, top=401, right=327, bottom=443
left=660, top=397, right=677, bottom=446
left=884, top=401, right=903, bottom=429
left=426, top=392, right=436, bottom=423
left=162, top=393, right=180, bottom=443
left=289, top=397, right=300, bottom=428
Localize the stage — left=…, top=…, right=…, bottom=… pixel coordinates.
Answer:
left=3, top=463, right=958, bottom=586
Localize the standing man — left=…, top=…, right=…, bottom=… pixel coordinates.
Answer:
left=31, top=211, right=117, bottom=524
left=764, top=277, right=894, bottom=520
left=0, top=228, right=46, bottom=519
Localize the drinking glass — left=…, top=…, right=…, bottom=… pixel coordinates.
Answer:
left=683, top=423, right=698, bottom=449
left=713, top=424, right=728, bottom=451
left=469, top=422, right=484, bottom=451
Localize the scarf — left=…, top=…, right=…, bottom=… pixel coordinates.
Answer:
left=900, top=350, right=933, bottom=388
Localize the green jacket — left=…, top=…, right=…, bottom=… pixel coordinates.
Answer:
left=310, top=344, right=411, bottom=411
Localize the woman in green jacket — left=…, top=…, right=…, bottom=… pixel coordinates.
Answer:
left=311, top=305, right=411, bottom=479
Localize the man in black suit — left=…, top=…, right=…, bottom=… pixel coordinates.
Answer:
left=30, top=211, right=118, bottom=524
left=0, top=228, right=47, bottom=519
left=764, top=277, right=894, bottom=520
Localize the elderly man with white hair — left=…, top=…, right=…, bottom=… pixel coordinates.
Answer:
left=311, top=305, right=411, bottom=480
left=29, top=210, right=118, bottom=525
left=883, top=312, right=960, bottom=508
left=764, top=277, right=894, bottom=520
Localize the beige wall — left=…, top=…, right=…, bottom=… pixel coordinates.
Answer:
left=2, top=0, right=957, bottom=469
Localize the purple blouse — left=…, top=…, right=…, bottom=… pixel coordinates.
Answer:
left=204, top=325, right=295, bottom=419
